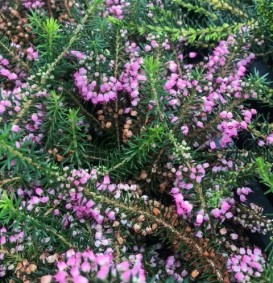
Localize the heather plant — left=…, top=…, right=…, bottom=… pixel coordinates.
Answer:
left=1, top=1, right=273, bottom=283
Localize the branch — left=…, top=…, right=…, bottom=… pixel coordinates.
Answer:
left=64, top=90, right=100, bottom=126
left=0, top=40, right=30, bottom=71
left=84, top=189, right=227, bottom=282
left=0, top=139, right=62, bottom=180
left=12, top=0, right=103, bottom=126
left=114, top=30, right=121, bottom=149
left=0, top=177, right=20, bottom=187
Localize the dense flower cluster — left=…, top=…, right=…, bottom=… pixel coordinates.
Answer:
left=74, top=68, right=123, bottom=104
left=46, top=249, right=146, bottom=283
left=22, top=0, right=44, bottom=9
left=171, top=187, right=193, bottom=217
left=211, top=198, right=235, bottom=220
left=227, top=247, right=265, bottom=282
left=74, top=58, right=146, bottom=106
left=0, top=1, right=273, bottom=283
left=120, top=58, right=147, bottom=106
left=104, top=0, right=130, bottom=19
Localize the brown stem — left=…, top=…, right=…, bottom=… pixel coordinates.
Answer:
left=64, top=90, right=100, bottom=125
left=0, top=177, right=20, bottom=187
left=0, top=40, right=29, bottom=71
left=12, top=2, right=101, bottom=126
left=85, top=190, right=227, bottom=282
left=46, top=0, right=53, bottom=17
left=114, top=31, right=121, bottom=150
left=255, top=50, right=273, bottom=57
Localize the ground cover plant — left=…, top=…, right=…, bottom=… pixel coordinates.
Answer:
left=1, top=0, right=273, bottom=282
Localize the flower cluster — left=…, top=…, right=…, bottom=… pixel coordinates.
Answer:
left=164, top=60, right=201, bottom=105
left=120, top=58, right=147, bottom=106
left=44, top=249, right=146, bottom=283
left=0, top=55, right=18, bottom=81
left=74, top=58, right=146, bottom=106
left=227, top=247, right=266, bottom=282
left=104, top=0, right=130, bottom=19
left=0, top=227, right=26, bottom=277
left=237, top=187, right=252, bottom=203
left=171, top=187, right=193, bottom=217
left=165, top=256, right=187, bottom=281
left=74, top=68, right=123, bottom=104
left=0, top=1, right=273, bottom=282
left=26, top=47, right=39, bottom=61
left=211, top=198, right=235, bottom=220
left=22, top=0, right=44, bottom=10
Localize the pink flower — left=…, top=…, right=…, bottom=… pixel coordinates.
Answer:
left=26, top=46, right=39, bottom=60
left=266, top=133, right=273, bottom=144
left=221, top=200, right=231, bottom=212
left=117, top=261, right=130, bottom=272
left=151, top=40, right=158, bottom=48
left=31, top=113, right=38, bottom=122
left=230, top=233, right=238, bottom=240
left=72, top=275, right=88, bottom=283
left=220, top=111, right=227, bottom=119
left=225, top=212, right=233, bottom=219
left=96, top=266, right=109, bottom=280
left=103, top=175, right=110, bottom=184
left=239, top=195, right=246, bottom=202
left=35, top=188, right=43, bottom=195
left=0, top=105, right=6, bottom=113
left=211, top=208, right=221, bottom=218
left=234, top=272, right=244, bottom=282
left=168, top=61, right=177, bottom=72
left=11, top=125, right=20, bottom=132
left=189, top=52, right=197, bottom=58
left=0, top=236, right=6, bottom=245
left=1, top=59, right=9, bottom=65
left=8, top=73, right=17, bottom=80
left=196, top=121, right=204, bottom=128
left=253, top=248, right=261, bottom=256
left=210, top=141, right=216, bottom=150
left=80, top=177, right=88, bottom=184
left=81, top=261, right=91, bottom=273
left=165, top=80, right=176, bottom=90
left=144, top=45, right=151, bottom=52
left=172, top=189, right=193, bottom=216
left=54, top=271, right=67, bottom=283
left=195, top=214, right=204, bottom=226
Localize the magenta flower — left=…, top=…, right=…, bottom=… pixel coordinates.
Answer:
left=189, top=52, right=197, bottom=58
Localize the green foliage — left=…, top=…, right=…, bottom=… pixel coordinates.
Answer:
left=1, top=0, right=273, bottom=282
left=0, top=125, right=35, bottom=172
left=0, top=125, right=60, bottom=182
left=42, top=18, right=60, bottom=52
left=105, top=125, right=165, bottom=176
left=28, top=13, right=60, bottom=57
left=43, top=91, right=65, bottom=148
left=173, top=0, right=218, bottom=20
left=124, top=0, right=256, bottom=47
left=246, top=71, right=273, bottom=107
left=200, top=0, right=247, bottom=17
left=256, top=0, right=273, bottom=35
left=61, top=108, right=90, bottom=167
left=43, top=92, right=93, bottom=167
left=143, top=56, right=161, bottom=76
left=255, top=157, right=273, bottom=281
left=255, top=157, right=273, bottom=193
left=143, top=56, right=166, bottom=121
left=0, top=192, right=19, bottom=224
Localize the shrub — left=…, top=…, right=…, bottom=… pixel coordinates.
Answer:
left=0, top=1, right=273, bottom=282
